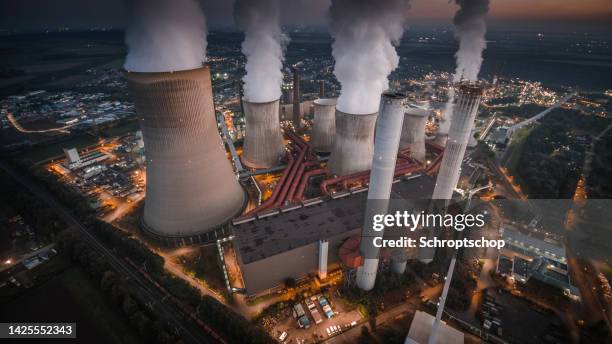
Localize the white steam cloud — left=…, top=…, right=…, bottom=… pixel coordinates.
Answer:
left=124, top=0, right=207, bottom=73
left=329, top=0, right=409, bottom=115
left=234, top=0, right=287, bottom=103
left=440, top=0, right=490, bottom=134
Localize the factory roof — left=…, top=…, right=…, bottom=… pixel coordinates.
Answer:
left=405, top=311, right=464, bottom=344
left=233, top=174, right=435, bottom=264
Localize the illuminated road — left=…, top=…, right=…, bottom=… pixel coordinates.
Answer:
left=6, top=112, right=74, bottom=134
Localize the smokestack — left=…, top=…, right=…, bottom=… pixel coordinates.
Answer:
left=327, top=111, right=378, bottom=176
left=440, top=0, right=490, bottom=140
left=319, top=80, right=325, bottom=98
left=311, top=98, right=337, bottom=153
left=127, top=67, right=245, bottom=245
left=432, top=83, right=483, bottom=200
left=242, top=99, right=284, bottom=168
left=400, top=105, right=430, bottom=162
left=293, top=67, right=301, bottom=128
left=357, top=92, right=406, bottom=291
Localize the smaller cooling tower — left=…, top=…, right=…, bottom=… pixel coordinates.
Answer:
left=400, top=106, right=430, bottom=162
left=310, top=98, right=337, bottom=153
left=327, top=111, right=378, bottom=176
left=242, top=99, right=285, bottom=169
left=390, top=249, right=408, bottom=274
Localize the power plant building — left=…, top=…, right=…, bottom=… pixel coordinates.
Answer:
left=327, top=111, right=378, bottom=176
left=432, top=84, right=483, bottom=200
left=310, top=98, right=337, bottom=153
left=126, top=66, right=246, bottom=246
left=232, top=175, right=434, bottom=296
left=241, top=99, right=285, bottom=169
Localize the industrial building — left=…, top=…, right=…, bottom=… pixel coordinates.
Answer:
left=327, top=111, right=378, bottom=176
left=241, top=99, right=285, bottom=169
left=63, top=147, right=110, bottom=170
left=126, top=66, right=246, bottom=247
left=405, top=311, right=464, bottom=344
left=432, top=84, right=484, bottom=200
left=231, top=174, right=435, bottom=296
left=310, top=98, right=337, bottom=153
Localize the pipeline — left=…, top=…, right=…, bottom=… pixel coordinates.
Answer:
left=295, top=168, right=326, bottom=201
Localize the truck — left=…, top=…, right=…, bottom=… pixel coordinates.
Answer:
left=322, top=305, right=334, bottom=318
left=292, top=303, right=306, bottom=319
left=310, top=308, right=323, bottom=324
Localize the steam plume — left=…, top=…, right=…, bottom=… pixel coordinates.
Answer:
left=124, top=0, right=207, bottom=73
left=234, top=0, right=287, bottom=103
left=329, top=0, right=410, bottom=115
left=440, top=0, right=490, bottom=134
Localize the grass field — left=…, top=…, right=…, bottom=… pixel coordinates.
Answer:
left=21, top=134, right=99, bottom=164
left=503, top=126, right=534, bottom=195
left=0, top=256, right=141, bottom=344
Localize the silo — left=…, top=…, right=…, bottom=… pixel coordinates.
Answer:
left=356, top=92, right=406, bottom=291
left=242, top=99, right=285, bottom=169
left=327, top=111, right=378, bottom=176
left=399, top=105, right=430, bottom=162
left=126, top=66, right=245, bottom=246
left=310, top=98, right=337, bottom=153
left=432, top=83, right=483, bottom=200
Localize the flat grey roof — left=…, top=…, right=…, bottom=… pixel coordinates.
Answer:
left=233, top=174, right=435, bottom=264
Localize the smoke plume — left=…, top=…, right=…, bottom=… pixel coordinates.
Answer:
left=440, top=0, right=490, bottom=134
left=124, top=0, right=207, bottom=73
left=234, top=0, right=287, bottom=103
left=329, top=0, right=410, bottom=115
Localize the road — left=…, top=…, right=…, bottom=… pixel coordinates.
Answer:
left=0, top=160, right=220, bottom=344
left=6, top=112, right=73, bottom=134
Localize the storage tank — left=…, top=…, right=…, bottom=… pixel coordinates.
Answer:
left=242, top=99, right=285, bottom=169
left=310, top=98, right=337, bottom=153
left=432, top=83, right=484, bottom=200
left=399, top=105, right=430, bottom=162
left=126, top=66, right=245, bottom=246
left=327, top=111, right=378, bottom=176
left=357, top=92, right=406, bottom=291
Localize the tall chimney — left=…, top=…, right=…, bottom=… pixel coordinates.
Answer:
left=292, top=67, right=301, bottom=128
left=432, top=83, right=483, bottom=200
left=126, top=66, right=245, bottom=246
left=242, top=99, right=285, bottom=169
left=319, top=80, right=325, bottom=98
left=356, top=92, right=406, bottom=291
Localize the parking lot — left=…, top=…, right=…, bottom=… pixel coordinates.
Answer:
left=271, top=294, right=363, bottom=343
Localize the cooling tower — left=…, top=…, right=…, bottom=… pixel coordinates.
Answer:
left=390, top=249, right=408, bottom=274
left=357, top=92, right=406, bottom=291
left=399, top=106, right=430, bottom=162
left=327, top=111, right=378, bottom=176
left=310, top=98, right=337, bottom=153
left=432, top=83, right=483, bottom=200
left=126, top=67, right=245, bottom=246
left=242, top=99, right=285, bottom=169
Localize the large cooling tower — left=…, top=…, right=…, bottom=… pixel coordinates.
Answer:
left=327, top=111, right=378, bottom=176
left=357, top=92, right=406, bottom=291
left=432, top=84, right=483, bottom=200
left=242, top=99, right=284, bottom=169
left=310, top=98, right=337, bottom=153
left=399, top=105, right=430, bottom=162
left=126, top=67, right=245, bottom=246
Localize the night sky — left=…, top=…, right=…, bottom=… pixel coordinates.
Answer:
left=1, top=0, right=611, bottom=32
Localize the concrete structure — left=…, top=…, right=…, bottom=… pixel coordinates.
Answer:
left=242, top=99, right=285, bottom=169
left=404, top=311, right=464, bottom=344
left=319, top=80, right=325, bottom=98
left=279, top=100, right=314, bottom=122
left=357, top=92, right=406, bottom=291
left=126, top=67, right=245, bottom=246
left=432, top=84, right=483, bottom=200
left=390, top=249, right=408, bottom=274
left=327, top=111, right=378, bottom=176
left=400, top=105, right=430, bottom=162
left=310, top=98, right=337, bottom=153
left=318, top=240, right=329, bottom=279
left=232, top=175, right=435, bottom=296
left=64, top=148, right=80, bottom=165
left=292, top=67, right=301, bottom=128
